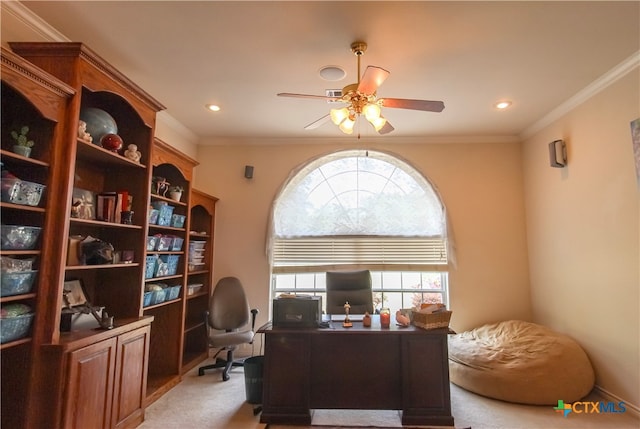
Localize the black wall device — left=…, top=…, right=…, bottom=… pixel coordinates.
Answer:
left=244, top=165, right=254, bottom=179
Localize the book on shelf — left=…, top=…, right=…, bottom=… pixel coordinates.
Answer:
left=96, top=191, right=133, bottom=223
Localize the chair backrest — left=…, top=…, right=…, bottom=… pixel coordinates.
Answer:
left=325, top=270, right=374, bottom=315
left=208, top=277, right=250, bottom=331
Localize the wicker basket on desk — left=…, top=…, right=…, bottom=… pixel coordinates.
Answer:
left=412, top=310, right=452, bottom=330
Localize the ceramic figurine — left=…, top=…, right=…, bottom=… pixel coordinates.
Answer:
left=362, top=311, right=371, bottom=327
left=124, top=144, right=142, bottom=163
left=77, top=120, right=93, bottom=143
left=343, top=301, right=352, bottom=328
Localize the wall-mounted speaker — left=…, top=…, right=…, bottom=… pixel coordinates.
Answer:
left=548, top=139, right=567, bottom=168
left=244, top=165, right=254, bottom=179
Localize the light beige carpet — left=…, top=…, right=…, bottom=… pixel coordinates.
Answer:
left=138, top=359, right=639, bottom=429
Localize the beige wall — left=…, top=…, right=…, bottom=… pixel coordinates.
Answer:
left=193, top=140, right=532, bottom=333
left=522, top=70, right=640, bottom=407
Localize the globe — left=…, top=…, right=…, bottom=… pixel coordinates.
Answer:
left=79, top=107, right=118, bottom=144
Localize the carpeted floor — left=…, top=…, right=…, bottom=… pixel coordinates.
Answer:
left=138, top=359, right=639, bottom=429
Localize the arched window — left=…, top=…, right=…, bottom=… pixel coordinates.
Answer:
left=268, top=149, right=453, bottom=311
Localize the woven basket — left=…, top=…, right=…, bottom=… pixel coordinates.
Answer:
left=0, top=313, right=34, bottom=343
left=412, top=310, right=452, bottom=330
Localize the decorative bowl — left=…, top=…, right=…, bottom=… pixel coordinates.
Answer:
left=79, top=107, right=118, bottom=144
left=0, top=225, right=42, bottom=250
left=100, top=133, right=123, bottom=152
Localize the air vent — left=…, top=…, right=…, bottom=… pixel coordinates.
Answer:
left=326, top=89, right=342, bottom=103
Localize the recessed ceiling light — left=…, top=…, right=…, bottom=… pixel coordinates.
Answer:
left=319, top=65, right=346, bottom=81
left=495, top=100, right=512, bottom=110
left=205, top=104, right=221, bottom=112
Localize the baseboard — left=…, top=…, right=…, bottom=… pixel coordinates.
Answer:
left=594, top=384, right=640, bottom=417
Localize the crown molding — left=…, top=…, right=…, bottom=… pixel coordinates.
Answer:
left=2, top=1, right=69, bottom=42
left=198, top=134, right=521, bottom=146
left=520, top=50, right=640, bottom=140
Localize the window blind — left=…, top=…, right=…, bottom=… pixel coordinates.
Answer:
left=272, top=236, right=448, bottom=273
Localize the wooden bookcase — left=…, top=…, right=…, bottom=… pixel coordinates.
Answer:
left=182, top=189, right=218, bottom=373
left=9, top=42, right=163, bottom=429
left=145, top=138, right=198, bottom=404
left=0, top=46, right=75, bottom=429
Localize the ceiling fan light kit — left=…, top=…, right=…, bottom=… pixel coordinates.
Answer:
left=278, top=41, right=445, bottom=136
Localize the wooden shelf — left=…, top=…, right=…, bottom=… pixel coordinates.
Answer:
left=0, top=202, right=46, bottom=213
left=69, top=217, right=143, bottom=230
left=65, top=262, right=140, bottom=271
left=0, top=149, right=50, bottom=167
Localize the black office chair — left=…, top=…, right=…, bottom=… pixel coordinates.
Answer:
left=325, top=270, right=374, bottom=315
left=198, top=276, right=258, bottom=381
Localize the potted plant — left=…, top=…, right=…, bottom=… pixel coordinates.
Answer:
left=168, top=185, right=183, bottom=202
left=10, top=126, right=35, bottom=158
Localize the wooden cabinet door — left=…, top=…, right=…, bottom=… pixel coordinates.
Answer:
left=112, top=325, right=151, bottom=429
left=63, top=338, right=118, bottom=429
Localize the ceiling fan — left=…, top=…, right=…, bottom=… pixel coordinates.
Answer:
left=277, top=41, right=445, bottom=135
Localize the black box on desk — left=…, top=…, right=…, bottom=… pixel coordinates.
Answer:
left=272, top=296, right=322, bottom=328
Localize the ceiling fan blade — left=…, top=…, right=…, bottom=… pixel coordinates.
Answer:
left=304, top=114, right=330, bottom=130
left=278, top=92, right=342, bottom=102
left=376, top=119, right=395, bottom=135
left=357, top=66, right=390, bottom=94
left=381, top=98, right=445, bottom=112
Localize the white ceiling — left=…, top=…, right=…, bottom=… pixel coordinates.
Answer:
left=14, top=1, right=640, bottom=142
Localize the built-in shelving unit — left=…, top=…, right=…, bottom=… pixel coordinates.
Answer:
left=9, top=42, right=163, bottom=429
left=145, top=138, right=198, bottom=404
left=182, top=189, right=218, bottom=373
left=1, top=46, right=75, bottom=429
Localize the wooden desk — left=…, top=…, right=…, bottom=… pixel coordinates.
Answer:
left=260, top=316, right=454, bottom=426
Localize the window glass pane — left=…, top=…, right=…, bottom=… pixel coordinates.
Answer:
left=401, top=272, right=422, bottom=289
left=373, top=291, right=385, bottom=312
left=274, top=274, right=295, bottom=290
left=315, top=273, right=326, bottom=289
left=381, top=272, right=401, bottom=289
left=422, top=272, right=443, bottom=290
left=383, top=292, right=403, bottom=312
left=273, top=150, right=445, bottom=237
left=296, top=273, right=317, bottom=289
left=406, top=291, right=426, bottom=309
left=421, top=292, right=444, bottom=304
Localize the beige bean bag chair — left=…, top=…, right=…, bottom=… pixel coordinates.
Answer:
left=448, top=320, right=594, bottom=405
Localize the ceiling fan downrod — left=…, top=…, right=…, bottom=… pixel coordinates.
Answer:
left=351, top=41, right=367, bottom=84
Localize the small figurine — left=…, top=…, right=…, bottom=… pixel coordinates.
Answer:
left=124, top=144, right=142, bottom=163
left=77, top=120, right=93, bottom=143
left=362, top=311, right=371, bottom=327
left=153, top=177, right=170, bottom=196
left=343, top=301, right=352, bottom=328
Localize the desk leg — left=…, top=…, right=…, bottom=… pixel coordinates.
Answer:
left=260, top=333, right=312, bottom=425
left=401, top=334, right=454, bottom=426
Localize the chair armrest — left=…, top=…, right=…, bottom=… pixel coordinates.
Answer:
left=250, top=308, right=259, bottom=331
left=203, top=310, right=210, bottom=335
left=249, top=309, right=259, bottom=343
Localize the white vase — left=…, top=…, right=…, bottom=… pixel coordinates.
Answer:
left=169, top=191, right=182, bottom=202
left=12, top=145, right=31, bottom=158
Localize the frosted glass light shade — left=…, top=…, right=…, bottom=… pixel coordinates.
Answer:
left=363, top=103, right=381, bottom=121
left=339, top=117, right=356, bottom=134
left=370, top=116, right=387, bottom=132
left=330, top=108, right=349, bottom=125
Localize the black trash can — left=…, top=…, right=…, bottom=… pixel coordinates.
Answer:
left=244, top=355, right=264, bottom=404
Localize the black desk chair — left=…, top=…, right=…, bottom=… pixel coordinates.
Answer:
left=198, top=276, right=258, bottom=381
left=325, top=270, right=374, bottom=315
